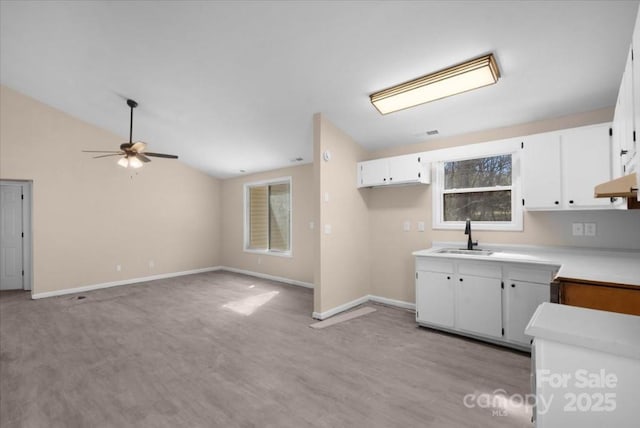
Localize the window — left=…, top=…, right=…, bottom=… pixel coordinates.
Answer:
left=244, top=177, right=291, bottom=255
left=433, top=151, right=522, bottom=231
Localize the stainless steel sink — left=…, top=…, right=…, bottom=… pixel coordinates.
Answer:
left=435, top=248, right=493, bottom=256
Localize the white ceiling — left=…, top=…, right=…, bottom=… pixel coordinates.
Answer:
left=1, top=1, right=638, bottom=178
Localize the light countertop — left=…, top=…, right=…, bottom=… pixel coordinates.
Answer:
left=525, top=302, right=640, bottom=360
left=413, top=242, right=640, bottom=287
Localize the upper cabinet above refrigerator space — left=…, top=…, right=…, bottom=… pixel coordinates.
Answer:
left=521, top=123, right=614, bottom=210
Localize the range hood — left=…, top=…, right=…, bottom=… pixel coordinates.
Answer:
left=594, top=172, right=638, bottom=198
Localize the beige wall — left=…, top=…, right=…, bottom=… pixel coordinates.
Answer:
left=314, top=114, right=371, bottom=314
left=0, top=86, right=222, bottom=295
left=367, top=108, right=640, bottom=304
left=220, top=164, right=314, bottom=284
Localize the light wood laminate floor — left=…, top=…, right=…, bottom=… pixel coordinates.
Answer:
left=0, top=271, right=533, bottom=427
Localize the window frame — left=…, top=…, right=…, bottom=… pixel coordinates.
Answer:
left=243, top=176, right=293, bottom=257
left=432, top=141, right=523, bottom=231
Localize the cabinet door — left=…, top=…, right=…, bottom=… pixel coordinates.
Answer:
left=456, top=275, right=502, bottom=338
left=521, top=133, right=562, bottom=209
left=388, top=154, right=425, bottom=184
left=632, top=16, right=639, bottom=159
left=358, top=159, right=388, bottom=187
left=416, top=271, right=455, bottom=328
left=616, top=48, right=635, bottom=167
left=562, top=125, right=612, bottom=208
left=506, top=281, right=549, bottom=346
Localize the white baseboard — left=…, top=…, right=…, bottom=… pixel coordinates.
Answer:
left=368, top=295, right=416, bottom=311
left=312, top=295, right=369, bottom=320
left=31, top=266, right=223, bottom=299
left=312, top=294, right=415, bottom=320
left=219, top=266, right=314, bottom=289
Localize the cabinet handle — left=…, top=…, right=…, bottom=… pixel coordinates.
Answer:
left=459, top=278, right=463, bottom=282
left=389, top=177, right=393, bottom=181
left=569, top=200, right=574, bottom=204
left=554, top=201, right=559, bottom=205
left=383, top=178, right=386, bottom=181
left=511, top=284, right=515, bottom=288
left=620, top=149, right=628, bottom=156
left=446, top=276, right=451, bottom=280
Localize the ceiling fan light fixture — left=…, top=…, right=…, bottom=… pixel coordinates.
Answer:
left=370, top=53, right=501, bottom=115
left=117, top=157, right=129, bottom=168
left=128, top=156, right=143, bottom=169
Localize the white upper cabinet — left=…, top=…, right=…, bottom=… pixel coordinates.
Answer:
left=562, top=125, right=613, bottom=208
left=634, top=10, right=640, bottom=152
left=357, top=154, right=429, bottom=188
left=359, top=159, right=389, bottom=187
left=521, top=124, right=613, bottom=210
left=612, top=47, right=635, bottom=173
left=521, top=132, right=563, bottom=209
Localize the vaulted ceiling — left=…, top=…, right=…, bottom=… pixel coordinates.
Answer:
left=1, top=1, right=638, bottom=177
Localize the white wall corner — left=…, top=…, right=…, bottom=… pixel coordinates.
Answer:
left=312, top=295, right=370, bottom=320
left=311, top=294, right=416, bottom=320
left=368, top=294, right=416, bottom=311
left=220, top=267, right=313, bottom=289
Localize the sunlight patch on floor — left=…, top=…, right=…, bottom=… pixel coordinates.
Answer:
left=223, top=290, right=279, bottom=316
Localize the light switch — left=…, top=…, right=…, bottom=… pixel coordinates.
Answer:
left=309, top=221, right=315, bottom=230
left=417, top=221, right=425, bottom=232
left=324, top=224, right=332, bottom=235
left=403, top=221, right=411, bottom=232
left=584, top=223, right=596, bottom=237
left=324, top=192, right=330, bottom=202
left=572, top=223, right=584, bottom=236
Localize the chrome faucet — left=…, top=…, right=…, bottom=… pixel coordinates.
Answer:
left=464, top=219, right=478, bottom=250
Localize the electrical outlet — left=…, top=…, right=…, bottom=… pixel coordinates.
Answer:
left=324, top=192, right=330, bottom=202
left=116, top=264, right=121, bottom=272
left=403, top=221, right=411, bottom=232
left=572, top=223, right=584, bottom=236
left=258, top=257, right=262, bottom=265
left=324, top=224, right=332, bottom=235
left=309, top=221, right=314, bottom=230
left=584, top=223, right=596, bottom=237
left=149, top=260, right=155, bottom=269
left=417, top=221, right=425, bottom=232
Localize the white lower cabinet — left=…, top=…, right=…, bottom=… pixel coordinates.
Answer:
left=416, top=256, right=554, bottom=350
left=505, top=280, right=550, bottom=346
left=456, top=275, right=503, bottom=338
left=416, top=271, right=455, bottom=328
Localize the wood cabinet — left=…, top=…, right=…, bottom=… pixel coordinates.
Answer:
left=415, top=256, right=557, bottom=350
left=558, top=277, right=640, bottom=316
left=357, top=154, right=429, bottom=188
left=521, top=123, right=613, bottom=210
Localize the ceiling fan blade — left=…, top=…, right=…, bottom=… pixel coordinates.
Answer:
left=93, top=153, right=124, bottom=159
left=144, top=152, right=179, bottom=159
left=136, top=154, right=151, bottom=163
left=82, top=150, right=122, bottom=153
left=131, top=142, right=147, bottom=153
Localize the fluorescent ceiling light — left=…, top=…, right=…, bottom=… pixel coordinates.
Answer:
left=370, top=54, right=501, bottom=115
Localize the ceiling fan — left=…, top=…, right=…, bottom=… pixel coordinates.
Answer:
left=83, top=99, right=178, bottom=168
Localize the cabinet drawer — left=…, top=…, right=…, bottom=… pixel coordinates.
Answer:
left=458, top=262, right=502, bottom=279
left=507, top=267, right=554, bottom=284
left=415, top=257, right=454, bottom=273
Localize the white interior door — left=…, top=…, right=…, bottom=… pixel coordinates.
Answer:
left=1, top=184, right=24, bottom=290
